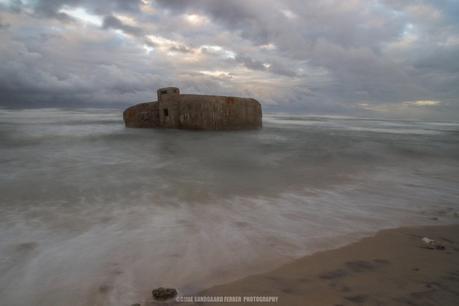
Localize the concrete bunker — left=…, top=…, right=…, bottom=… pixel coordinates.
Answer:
left=123, top=87, right=262, bottom=130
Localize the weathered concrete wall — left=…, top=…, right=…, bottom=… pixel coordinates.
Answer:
left=123, top=87, right=262, bottom=130
left=158, top=87, right=180, bottom=128
left=178, top=95, right=262, bottom=130
left=123, top=102, right=160, bottom=128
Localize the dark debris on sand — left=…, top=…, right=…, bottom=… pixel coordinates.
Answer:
left=152, top=287, right=178, bottom=301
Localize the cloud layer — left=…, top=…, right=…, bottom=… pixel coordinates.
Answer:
left=0, top=0, right=458, bottom=119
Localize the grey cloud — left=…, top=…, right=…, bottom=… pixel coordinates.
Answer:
left=0, top=0, right=458, bottom=120
left=235, top=55, right=266, bottom=71
left=30, top=0, right=142, bottom=18
left=154, top=0, right=404, bottom=51
left=102, top=15, right=143, bottom=36
left=414, top=45, right=459, bottom=74
left=155, top=0, right=279, bottom=45
left=0, top=16, right=10, bottom=29
left=268, top=61, right=298, bottom=77
left=383, top=0, right=459, bottom=24
left=1, top=0, right=24, bottom=13
left=151, top=0, right=424, bottom=104
left=235, top=55, right=297, bottom=77
left=0, top=15, right=172, bottom=107
left=169, top=45, right=193, bottom=53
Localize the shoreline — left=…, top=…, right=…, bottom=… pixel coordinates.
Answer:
left=168, top=224, right=459, bottom=306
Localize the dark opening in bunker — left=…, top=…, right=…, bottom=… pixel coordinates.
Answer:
left=163, top=109, right=169, bottom=117
left=160, top=90, right=167, bottom=95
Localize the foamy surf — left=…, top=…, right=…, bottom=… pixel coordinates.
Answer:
left=0, top=109, right=458, bottom=305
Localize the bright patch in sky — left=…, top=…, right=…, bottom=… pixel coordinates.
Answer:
left=114, top=14, right=138, bottom=27
left=404, top=100, right=441, bottom=106
left=281, top=9, right=297, bottom=19
left=146, top=35, right=177, bottom=46
left=59, top=7, right=103, bottom=26
left=200, top=45, right=236, bottom=59
left=260, top=43, right=277, bottom=50
left=199, top=70, right=232, bottom=78
left=185, top=14, right=209, bottom=26
left=143, top=44, right=154, bottom=54
left=402, top=23, right=415, bottom=37
left=140, top=0, right=156, bottom=14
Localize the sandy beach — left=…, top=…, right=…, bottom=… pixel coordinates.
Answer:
left=171, top=224, right=459, bottom=306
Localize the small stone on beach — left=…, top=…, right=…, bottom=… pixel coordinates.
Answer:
left=152, top=287, right=178, bottom=301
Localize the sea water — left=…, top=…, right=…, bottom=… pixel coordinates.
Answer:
left=0, top=108, right=458, bottom=305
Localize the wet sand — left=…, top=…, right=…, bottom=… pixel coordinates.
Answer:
left=172, top=224, right=459, bottom=306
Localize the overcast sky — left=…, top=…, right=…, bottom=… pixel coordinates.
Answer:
left=0, top=0, right=458, bottom=120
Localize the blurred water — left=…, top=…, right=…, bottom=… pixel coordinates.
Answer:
left=0, top=108, right=458, bottom=305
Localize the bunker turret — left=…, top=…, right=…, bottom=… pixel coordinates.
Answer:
left=123, top=87, right=262, bottom=130
left=157, top=87, right=180, bottom=128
